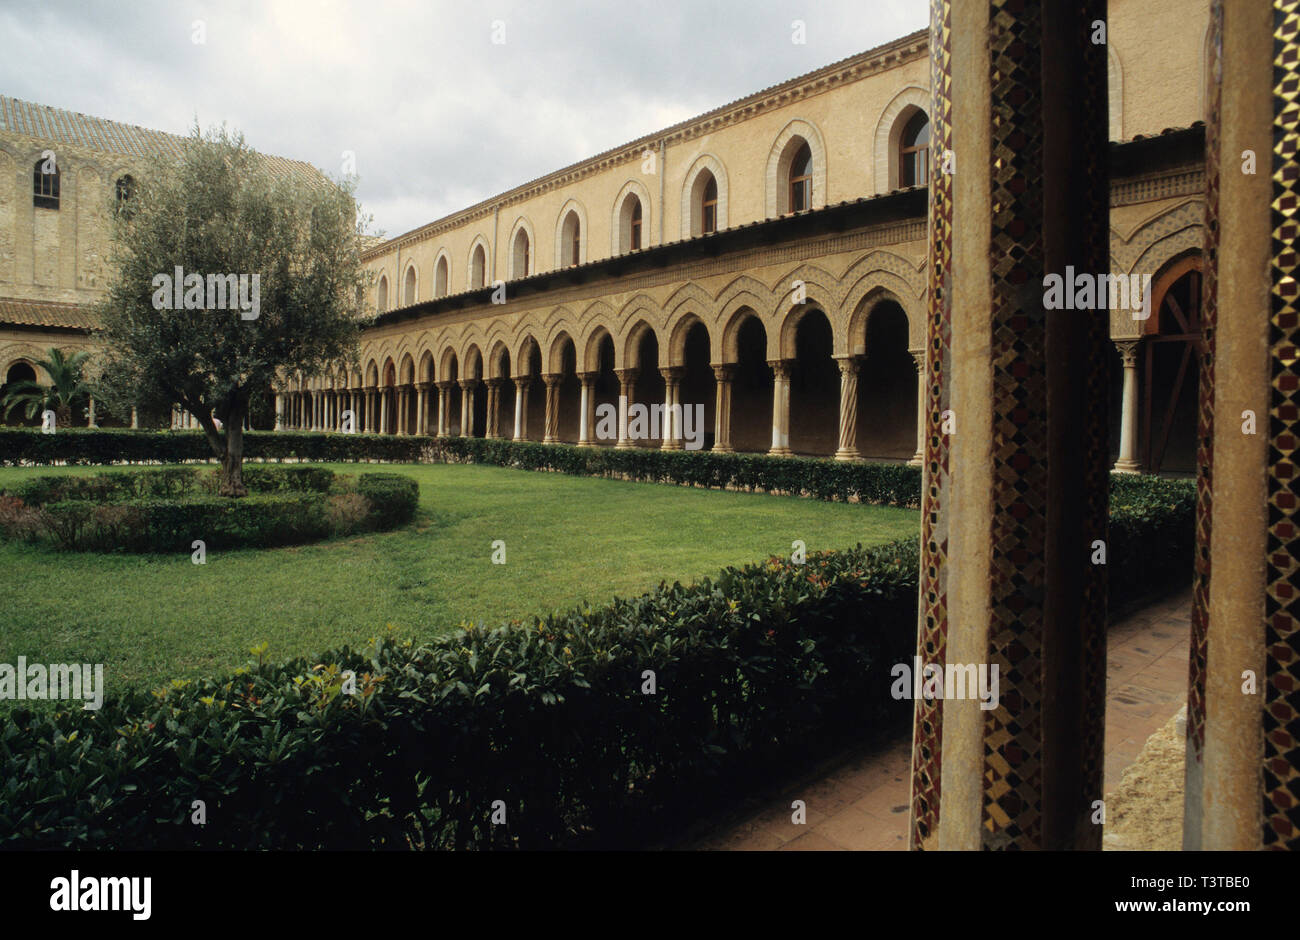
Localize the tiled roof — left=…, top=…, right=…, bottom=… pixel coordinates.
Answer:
left=0, top=298, right=99, bottom=331
left=0, top=95, right=328, bottom=187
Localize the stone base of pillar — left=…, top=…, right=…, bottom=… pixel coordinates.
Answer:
left=907, top=453, right=924, bottom=467
left=711, top=444, right=733, bottom=453
left=834, top=448, right=860, bottom=462
left=1112, top=458, right=1142, bottom=473
left=616, top=440, right=635, bottom=450
left=661, top=440, right=684, bottom=451
left=768, top=446, right=793, bottom=457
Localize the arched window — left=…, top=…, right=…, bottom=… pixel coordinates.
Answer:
left=512, top=228, right=531, bottom=278
left=560, top=211, right=581, bottom=267
left=377, top=275, right=389, bottom=313
left=701, top=175, right=718, bottom=235
left=115, top=174, right=135, bottom=216
left=404, top=265, right=417, bottom=305
left=471, top=244, right=487, bottom=288
left=435, top=255, right=449, bottom=297
left=899, top=110, right=930, bottom=188
left=33, top=157, right=59, bottom=210
left=617, top=193, right=644, bottom=254
left=788, top=142, right=812, bottom=213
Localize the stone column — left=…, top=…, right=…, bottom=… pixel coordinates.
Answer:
left=912, top=0, right=1110, bottom=852
left=513, top=377, right=529, bottom=440
left=460, top=380, right=475, bottom=438
left=416, top=382, right=430, bottom=435
left=274, top=395, right=283, bottom=431
left=436, top=382, right=451, bottom=436
left=909, top=349, right=925, bottom=466
left=379, top=390, right=389, bottom=435
left=767, top=360, right=792, bottom=456
left=311, top=391, right=320, bottom=432
left=578, top=372, right=597, bottom=446
left=1113, top=341, right=1141, bottom=472
left=615, top=368, right=638, bottom=449
left=660, top=367, right=684, bottom=450
left=86, top=396, right=96, bottom=428
left=362, top=390, right=373, bottom=433
left=833, top=356, right=860, bottom=461
left=483, top=379, right=500, bottom=438
left=1183, top=0, right=1277, bottom=851
left=542, top=374, right=561, bottom=443
left=711, top=365, right=735, bottom=453
left=130, top=407, right=139, bottom=430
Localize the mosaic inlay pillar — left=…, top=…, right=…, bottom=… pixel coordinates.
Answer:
left=834, top=356, right=861, bottom=461
left=542, top=374, right=561, bottom=443
left=912, top=0, right=1110, bottom=851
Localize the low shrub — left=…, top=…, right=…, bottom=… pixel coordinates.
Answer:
left=0, top=466, right=413, bottom=552
left=356, top=473, right=419, bottom=529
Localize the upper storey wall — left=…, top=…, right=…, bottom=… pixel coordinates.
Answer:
left=362, top=0, right=1210, bottom=314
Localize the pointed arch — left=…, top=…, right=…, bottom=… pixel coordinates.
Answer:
left=681, top=153, right=728, bottom=238
left=873, top=85, right=929, bottom=193
left=766, top=118, right=828, bottom=217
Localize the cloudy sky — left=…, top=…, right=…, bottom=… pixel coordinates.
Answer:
left=1, top=0, right=928, bottom=239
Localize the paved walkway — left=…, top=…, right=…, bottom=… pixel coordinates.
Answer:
left=689, top=589, right=1192, bottom=850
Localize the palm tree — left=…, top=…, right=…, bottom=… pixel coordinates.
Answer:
left=2, top=348, right=91, bottom=427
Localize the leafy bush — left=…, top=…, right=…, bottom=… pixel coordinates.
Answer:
left=0, top=466, right=413, bottom=552
left=356, top=473, right=419, bottom=529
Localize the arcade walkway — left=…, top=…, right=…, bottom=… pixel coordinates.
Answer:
left=687, top=589, right=1193, bottom=851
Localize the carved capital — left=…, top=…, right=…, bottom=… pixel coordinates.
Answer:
left=1114, top=340, right=1140, bottom=368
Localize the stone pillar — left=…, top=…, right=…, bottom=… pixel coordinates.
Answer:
left=578, top=372, right=597, bottom=445
left=911, top=0, right=1110, bottom=852
left=513, top=377, right=529, bottom=440
left=130, top=407, right=139, bottom=430
left=1183, top=0, right=1278, bottom=850
left=833, top=356, right=860, bottom=461
left=483, top=379, right=500, bottom=438
left=416, top=382, right=430, bottom=435
left=274, top=395, right=283, bottom=431
left=363, top=390, right=373, bottom=433
left=309, top=392, right=318, bottom=432
left=909, top=350, right=925, bottom=466
left=767, top=360, right=792, bottom=456
left=615, top=368, right=638, bottom=449
left=711, top=365, right=734, bottom=453
left=436, top=382, right=450, bottom=436
left=542, top=374, right=561, bottom=443
left=460, top=380, right=475, bottom=438
left=379, top=390, right=389, bottom=435
left=1113, top=341, right=1141, bottom=472
left=86, top=396, right=96, bottom=428
left=660, top=367, right=684, bottom=450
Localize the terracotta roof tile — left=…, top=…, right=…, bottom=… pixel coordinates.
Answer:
left=0, top=298, right=99, bottom=331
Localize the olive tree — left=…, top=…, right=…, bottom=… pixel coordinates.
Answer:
left=95, top=124, right=367, bottom=495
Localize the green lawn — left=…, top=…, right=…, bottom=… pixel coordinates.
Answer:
left=0, top=462, right=918, bottom=694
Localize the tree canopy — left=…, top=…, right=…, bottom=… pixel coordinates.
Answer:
left=94, top=124, right=368, bottom=494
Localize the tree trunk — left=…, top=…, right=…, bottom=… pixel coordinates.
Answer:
left=219, top=420, right=247, bottom=497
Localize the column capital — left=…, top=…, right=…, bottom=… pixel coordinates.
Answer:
left=615, top=368, right=640, bottom=383
left=660, top=366, right=686, bottom=382
left=513, top=375, right=531, bottom=390
left=435, top=380, right=453, bottom=392
left=834, top=355, right=862, bottom=376
left=542, top=373, right=563, bottom=388
left=459, top=378, right=478, bottom=391
left=909, top=348, right=926, bottom=370
left=767, top=359, right=793, bottom=380
left=577, top=371, right=599, bottom=384
left=416, top=381, right=432, bottom=391
left=484, top=377, right=504, bottom=389
left=712, top=363, right=737, bottom=382
left=1114, top=339, right=1140, bottom=367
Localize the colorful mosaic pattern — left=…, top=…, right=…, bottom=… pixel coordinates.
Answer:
left=910, top=0, right=953, bottom=851
left=1187, top=0, right=1221, bottom=809
left=1077, top=0, right=1112, bottom=849
left=1265, top=0, right=1300, bottom=850
left=982, top=0, right=1048, bottom=849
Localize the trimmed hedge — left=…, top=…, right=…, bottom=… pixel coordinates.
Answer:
left=0, top=475, right=1196, bottom=850
left=0, top=467, right=419, bottom=552
left=0, top=539, right=920, bottom=850
left=0, top=428, right=922, bottom=506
